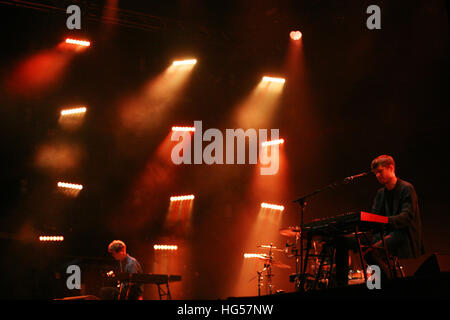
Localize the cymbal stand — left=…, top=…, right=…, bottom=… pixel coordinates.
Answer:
left=262, top=244, right=275, bottom=295
left=264, top=263, right=273, bottom=295
left=256, top=270, right=263, bottom=297
left=286, top=233, right=301, bottom=288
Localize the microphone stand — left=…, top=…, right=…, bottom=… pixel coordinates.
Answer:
left=292, top=172, right=368, bottom=291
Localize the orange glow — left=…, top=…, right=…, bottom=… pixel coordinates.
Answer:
left=260, top=202, right=285, bottom=211
left=232, top=144, right=294, bottom=297
left=165, top=196, right=194, bottom=237
left=172, top=126, right=195, bottom=132
left=290, top=31, right=302, bottom=41
left=118, top=59, right=196, bottom=133
left=170, top=195, right=195, bottom=202
left=234, top=76, right=286, bottom=128
left=284, top=20, right=321, bottom=179
left=34, top=143, right=82, bottom=173
left=110, top=133, right=178, bottom=233
left=39, top=236, right=64, bottom=242
left=150, top=239, right=187, bottom=299
left=5, top=46, right=75, bottom=97
left=102, top=0, right=119, bottom=34
left=154, top=245, right=178, bottom=251
left=65, top=38, right=91, bottom=47
left=261, top=139, right=284, bottom=147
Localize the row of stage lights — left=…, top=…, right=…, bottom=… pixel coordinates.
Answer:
left=47, top=33, right=296, bottom=244
left=153, top=245, right=178, bottom=251
left=38, top=235, right=178, bottom=251
left=64, top=37, right=287, bottom=84
left=39, top=236, right=64, bottom=242
left=65, top=28, right=301, bottom=50
left=43, top=40, right=88, bottom=244
left=39, top=236, right=178, bottom=251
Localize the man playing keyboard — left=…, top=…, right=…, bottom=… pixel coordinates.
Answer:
left=335, top=155, right=425, bottom=286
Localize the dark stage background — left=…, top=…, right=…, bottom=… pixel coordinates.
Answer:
left=0, top=0, right=449, bottom=299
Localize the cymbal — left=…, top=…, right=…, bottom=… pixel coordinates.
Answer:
left=279, top=227, right=301, bottom=238
left=253, top=255, right=291, bottom=269
left=271, top=261, right=291, bottom=269
left=256, top=245, right=285, bottom=252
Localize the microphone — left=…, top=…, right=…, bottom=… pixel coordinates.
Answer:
left=343, top=171, right=370, bottom=183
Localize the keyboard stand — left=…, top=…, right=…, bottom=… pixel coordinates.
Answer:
left=300, top=225, right=393, bottom=291
left=358, top=225, right=393, bottom=280
left=156, top=282, right=172, bottom=300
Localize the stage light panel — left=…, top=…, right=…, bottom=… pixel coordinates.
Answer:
left=262, top=76, right=286, bottom=84
left=65, top=38, right=91, bottom=47
left=60, top=107, right=87, bottom=116
left=172, top=126, right=195, bottom=132
left=154, top=245, right=178, bottom=251
left=261, top=139, right=284, bottom=147
left=261, top=203, right=285, bottom=211
left=170, top=195, right=195, bottom=202
left=172, top=59, right=197, bottom=66
left=39, top=236, right=64, bottom=242
left=57, top=182, right=83, bottom=190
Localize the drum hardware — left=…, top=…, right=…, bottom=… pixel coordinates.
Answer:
left=247, top=243, right=291, bottom=296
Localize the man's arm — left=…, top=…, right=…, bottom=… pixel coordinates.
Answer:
left=387, top=185, right=416, bottom=229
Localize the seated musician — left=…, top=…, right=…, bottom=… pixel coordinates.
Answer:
left=336, top=155, right=425, bottom=286
left=105, top=240, right=144, bottom=300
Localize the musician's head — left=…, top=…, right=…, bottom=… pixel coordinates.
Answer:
left=108, top=240, right=127, bottom=261
left=371, top=155, right=396, bottom=185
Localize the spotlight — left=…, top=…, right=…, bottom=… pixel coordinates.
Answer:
left=290, top=31, right=302, bottom=41
left=172, top=59, right=197, bottom=66
left=57, top=182, right=83, bottom=190
left=172, top=126, right=195, bottom=132
left=39, top=235, right=64, bottom=242
left=262, top=76, right=286, bottom=84
left=244, top=253, right=267, bottom=259
left=65, top=38, right=91, bottom=47
left=261, top=203, right=285, bottom=211
left=60, top=107, right=87, bottom=116
left=261, top=139, right=284, bottom=147
left=170, top=195, right=195, bottom=202
left=154, top=244, right=178, bottom=251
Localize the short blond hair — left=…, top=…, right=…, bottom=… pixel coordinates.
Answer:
left=108, top=240, right=126, bottom=253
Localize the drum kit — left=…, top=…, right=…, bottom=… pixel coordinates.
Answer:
left=247, top=226, right=307, bottom=296
left=248, top=225, right=364, bottom=295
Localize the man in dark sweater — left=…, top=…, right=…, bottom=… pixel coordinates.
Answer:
left=370, top=155, right=425, bottom=259
left=335, top=155, right=425, bottom=286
